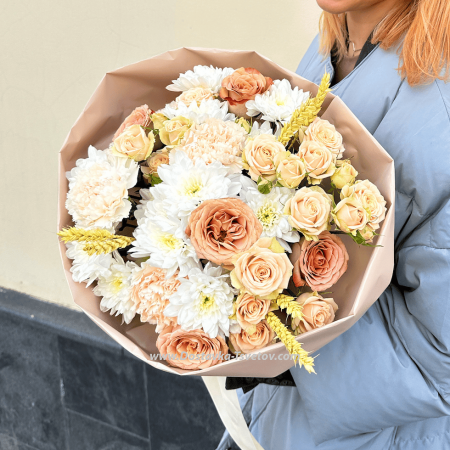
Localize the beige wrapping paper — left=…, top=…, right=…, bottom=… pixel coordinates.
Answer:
left=58, top=47, right=395, bottom=378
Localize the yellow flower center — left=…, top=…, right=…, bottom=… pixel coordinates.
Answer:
left=257, top=203, right=280, bottom=229
left=198, top=293, right=216, bottom=312
left=183, top=178, right=204, bottom=197
left=276, top=98, right=287, bottom=106
left=158, top=233, right=182, bottom=251
left=111, top=275, right=124, bottom=293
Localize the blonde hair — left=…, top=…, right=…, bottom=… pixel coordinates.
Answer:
left=319, top=0, right=450, bottom=86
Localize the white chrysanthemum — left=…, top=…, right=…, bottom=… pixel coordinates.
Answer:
left=66, top=241, right=113, bottom=286
left=94, top=257, right=136, bottom=324
left=240, top=177, right=299, bottom=251
left=150, top=151, right=241, bottom=221
left=66, top=146, right=139, bottom=229
left=177, top=118, right=247, bottom=173
left=246, top=79, right=310, bottom=123
left=161, top=98, right=235, bottom=124
left=134, top=188, right=153, bottom=224
left=166, top=65, right=235, bottom=94
left=248, top=120, right=274, bottom=137
left=164, top=263, right=236, bottom=338
left=130, top=199, right=200, bottom=278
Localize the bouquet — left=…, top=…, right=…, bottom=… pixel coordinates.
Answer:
left=58, top=48, right=394, bottom=377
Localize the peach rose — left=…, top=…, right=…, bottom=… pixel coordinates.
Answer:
left=331, top=159, right=358, bottom=189
left=219, top=67, right=273, bottom=106
left=111, top=124, right=155, bottom=161
left=231, top=237, right=293, bottom=298
left=156, top=325, right=228, bottom=370
left=141, top=151, right=170, bottom=179
left=332, top=196, right=369, bottom=235
left=298, top=139, right=335, bottom=185
left=284, top=186, right=333, bottom=240
left=292, top=292, right=338, bottom=334
left=274, top=151, right=306, bottom=189
left=229, top=320, right=275, bottom=354
left=341, top=180, right=386, bottom=233
left=243, top=134, right=286, bottom=182
left=186, top=198, right=263, bottom=267
left=114, top=104, right=153, bottom=139
left=235, top=292, right=271, bottom=333
left=290, top=231, right=349, bottom=291
left=305, top=117, right=345, bottom=159
left=131, top=264, right=180, bottom=332
left=176, top=87, right=214, bottom=107
left=159, top=116, right=192, bottom=148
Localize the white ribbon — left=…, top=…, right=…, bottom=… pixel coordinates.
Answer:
left=202, top=376, right=264, bottom=450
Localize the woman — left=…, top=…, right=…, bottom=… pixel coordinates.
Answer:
left=218, top=0, right=450, bottom=449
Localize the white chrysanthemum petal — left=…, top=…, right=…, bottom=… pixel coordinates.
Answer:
left=161, top=98, right=235, bottom=124
left=164, top=263, right=236, bottom=338
left=130, top=199, right=200, bottom=278
left=240, top=180, right=300, bottom=247
left=66, top=241, right=113, bottom=286
left=150, top=151, right=241, bottom=219
left=245, top=79, right=310, bottom=124
left=65, top=146, right=138, bottom=229
left=94, top=259, right=136, bottom=324
left=166, top=65, right=235, bottom=94
left=248, top=120, right=274, bottom=137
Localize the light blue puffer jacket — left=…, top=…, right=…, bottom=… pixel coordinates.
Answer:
left=218, top=35, right=450, bottom=450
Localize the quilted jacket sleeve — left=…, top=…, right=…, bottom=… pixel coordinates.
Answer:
left=289, top=80, right=450, bottom=445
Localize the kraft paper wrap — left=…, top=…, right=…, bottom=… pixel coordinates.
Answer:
left=58, top=47, right=395, bottom=378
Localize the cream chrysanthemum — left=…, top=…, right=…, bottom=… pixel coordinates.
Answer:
left=164, top=263, right=236, bottom=338
left=246, top=79, right=310, bottom=123
left=150, top=151, right=241, bottom=221
left=130, top=263, right=180, bottom=332
left=166, top=65, right=235, bottom=94
left=94, top=257, right=136, bottom=324
left=66, top=146, right=138, bottom=229
left=130, top=199, right=200, bottom=278
left=65, top=241, right=113, bottom=286
left=134, top=188, right=153, bottom=224
left=177, top=118, right=247, bottom=173
left=161, top=98, right=235, bottom=124
left=240, top=178, right=299, bottom=251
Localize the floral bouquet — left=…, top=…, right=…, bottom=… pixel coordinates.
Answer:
left=58, top=48, right=395, bottom=377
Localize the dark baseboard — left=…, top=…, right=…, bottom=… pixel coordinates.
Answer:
left=0, top=286, right=224, bottom=450
left=0, top=286, right=121, bottom=353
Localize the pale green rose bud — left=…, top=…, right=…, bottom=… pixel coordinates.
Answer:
left=331, top=159, right=358, bottom=189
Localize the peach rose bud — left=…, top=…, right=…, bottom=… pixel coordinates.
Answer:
left=186, top=198, right=263, bottom=268
left=235, top=292, right=271, bottom=333
left=332, top=196, right=369, bottom=236
left=283, top=186, right=333, bottom=241
left=305, top=117, right=345, bottom=159
left=176, top=87, right=214, bottom=107
left=219, top=67, right=273, bottom=106
left=291, top=292, right=338, bottom=334
left=243, top=134, right=286, bottom=182
left=111, top=124, right=155, bottom=162
left=298, top=139, right=336, bottom=185
left=159, top=116, right=192, bottom=148
left=331, top=159, right=358, bottom=189
left=229, top=320, right=275, bottom=354
left=230, top=237, right=293, bottom=299
left=290, top=231, right=349, bottom=291
left=114, top=104, right=153, bottom=139
left=156, top=325, right=229, bottom=370
left=340, top=180, right=386, bottom=236
left=274, top=151, right=306, bottom=189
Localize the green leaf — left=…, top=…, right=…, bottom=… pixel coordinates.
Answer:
left=150, top=174, right=163, bottom=185
left=257, top=179, right=272, bottom=195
